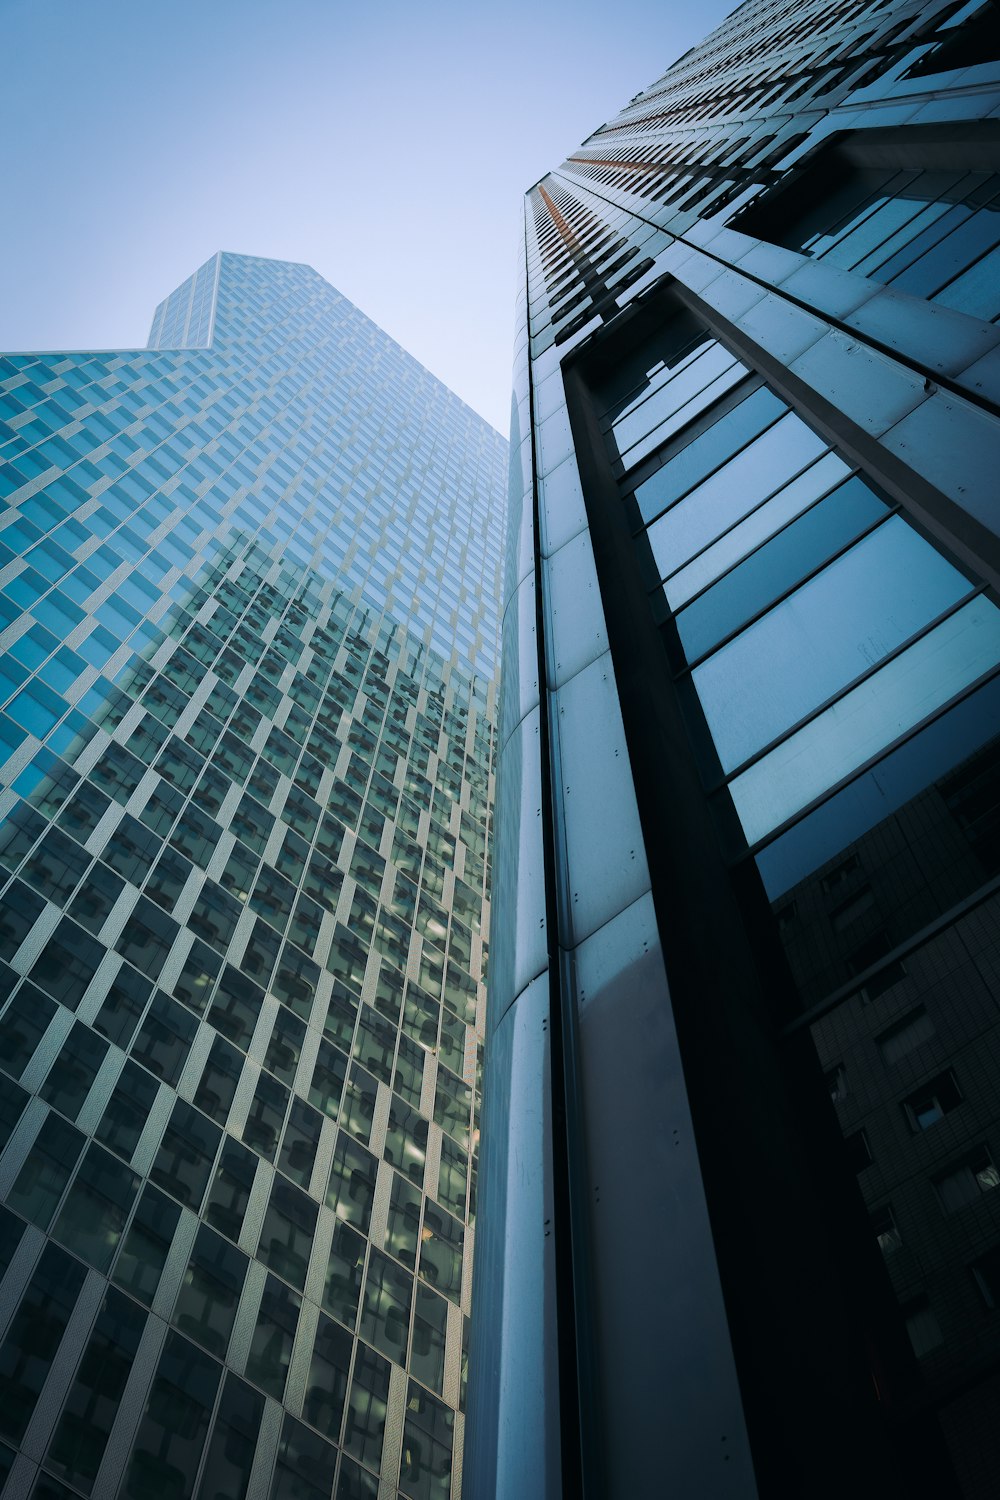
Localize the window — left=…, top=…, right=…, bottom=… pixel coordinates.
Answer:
left=877, top=1007, right=935, bottom=1066
left=735, top=126, right=1000, bottom=325
left=113, top=1185, right=180, bottom=1305
left=150, top=1099, right=220, bottom=1208
left=323, top=1220, right=366, bottom=1330
left=270, top=1415, right=337, bottom=1500
left=935, top=1148, right=1000, bottom=1211
left=194, top=1035, right=243, bottom=1124
left=172, top=1224, right=247, bottom=1358
left=903, top=1298, right=944, bottom=1359
left=0, top=984, right=56, bottom=1078
left=52, top=1142, right=139, bottom=1273
left=419, top=1203, right=463, bottom=1301
left=844, top=1130, right=872, bottom=1174
left=257, top=1178, right=317, bottom=1290
left=399, top=1383, right=454, bottom=1500
left=243, top=1073, right=289, bottom=1161
left=342, top=1343, right=389, bottom=1472
left=361, top=1249, right=413, bottom=1365
left=8, top=1112, right=85, bottom=1228
left=410, top=1283, right=448, bottom=1396
left=824, top=1064, right=848, bottom=1104
left=303, top=1315, right=352, bottom=1440
left=204, top=1138, right=258, bottom=1245
left=96, top=1059, right=159, bottom=1161
left=326, top=1134, right=377, bottom=1234
left=0, top=1243, right=86, bottom=1445
left=971, top=1244, right=1000, bottom=1309
left=119, top=1331, right=221, bottom=1500
left=870, top=1205, right=902, bottom=1257
left=902, top=1071, right=962, bottom=1131
left=195, top=1374, right=262, bottom=1500
left=245, top=1275, right=299, bottom=1400
left=45, top=1288, right=146, bottom=1492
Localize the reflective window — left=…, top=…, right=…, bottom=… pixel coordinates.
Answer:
left=303, top=1313, right=352, bottom=1439
left=113, top=1185, right=180, bottom=1305
left=361, top=1248, right=413, bottom=1364
left=8, top=1112, right=85, bottom=1228
left=269, top=1414, right=337, bottom=1500
left=399, top=1384, right=454, bottom=1500
left=693, top=517, right=972, bottom=773
left=173, top=1224, right=247, bottom=1358
left=45, top=1288, right=146, bottom=1494
left=193, top=1374, right=262, bottom=1500
left=245, top=1275, right=299, bottom=1400
left=0, top=1243, right=86, bottom=1444
left=343, top=1342, right=389, bottom=1472
left=323, top=1220, right=366, bottom=1330
left=204, top=1137, right=258, bottom=1244
left=257, top=1178, right=317, bottom=1290
left=410, top=1283, right=448, bottom=1395
left=120, top=1330, right=221, bottom=1500
left=52, top=1142, right=139, bottom=1273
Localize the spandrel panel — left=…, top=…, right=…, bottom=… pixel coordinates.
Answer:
left=693, top=518, right=972, bottom=773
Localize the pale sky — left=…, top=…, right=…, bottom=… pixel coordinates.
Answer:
left=0, top=0, right=736, bottom=433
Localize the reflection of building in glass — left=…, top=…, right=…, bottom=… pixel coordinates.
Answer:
left=0, top=253, right=506, bottom=1499
left=470, top=1, right=1000, bottom=1496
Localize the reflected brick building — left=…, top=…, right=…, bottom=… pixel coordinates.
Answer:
left=469, top=0, right=1000, bottom=1496
left=0, top=253, right=506, bottom=1500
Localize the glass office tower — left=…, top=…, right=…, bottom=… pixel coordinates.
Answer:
left=470, top=0, right=1000, bottom=1496
left=0, top=252, right=506, bottom=1500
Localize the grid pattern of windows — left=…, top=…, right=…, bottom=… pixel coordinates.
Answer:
left=0, top=254, right=504, bottom=1499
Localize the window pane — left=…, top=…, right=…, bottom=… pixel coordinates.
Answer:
left=676, top=477, right=887, bottom=661
left=120, top=1330, right=221, bottom=1500
left=45, top=1288, right=146, bottom=1494
left=695, top=518, right=972, bottom=773
left=0, top=1243, right=85, bottom=1444
left=633, top=385, right=785, bottom=526
left=731, top=596, right=1000, bottom=842
left=52, top=1142, right=139, bottom=1273
left=113, top=1185, right=180, bottom=1305
left=193, top=1374, right=262, bottom=1500
left=303, top=1314, right=351, bottom=1440
left=173, top=1225, right=247, bottom=1359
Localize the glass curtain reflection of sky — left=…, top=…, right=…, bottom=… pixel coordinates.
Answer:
left=0, top=0, right=735, bottom=434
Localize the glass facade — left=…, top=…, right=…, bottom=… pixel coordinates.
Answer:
left=0, top=252, right=506, bottom=1499
left=472, top=2, right=1000, bottom=1498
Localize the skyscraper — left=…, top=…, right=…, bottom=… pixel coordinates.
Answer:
left=470, top=0, right=1000, bottom=1495
left=0, top=252, right=506, bottom=1500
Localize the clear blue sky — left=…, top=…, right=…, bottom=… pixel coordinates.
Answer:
left=0, top=0, right=736, bottom=433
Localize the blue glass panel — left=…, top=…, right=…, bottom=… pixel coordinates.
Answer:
left=663, top=451, right=853, bottom=609
left=676, top=477, right=888, bottom=661
left=890, top=199, right=1000, bottom=298
left=934, top=241, right=1000, bottom=321
left=613, top=344, right=746, bottom=466
left=632, top=386, right=785, bottom=526
left=755, top=673, right=1000, bottom=898
left=729, top=596, right=1000, bottom=842
left=694, top=518, right=971, bottom=772
left=647, top=412, right=829, bottom=582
